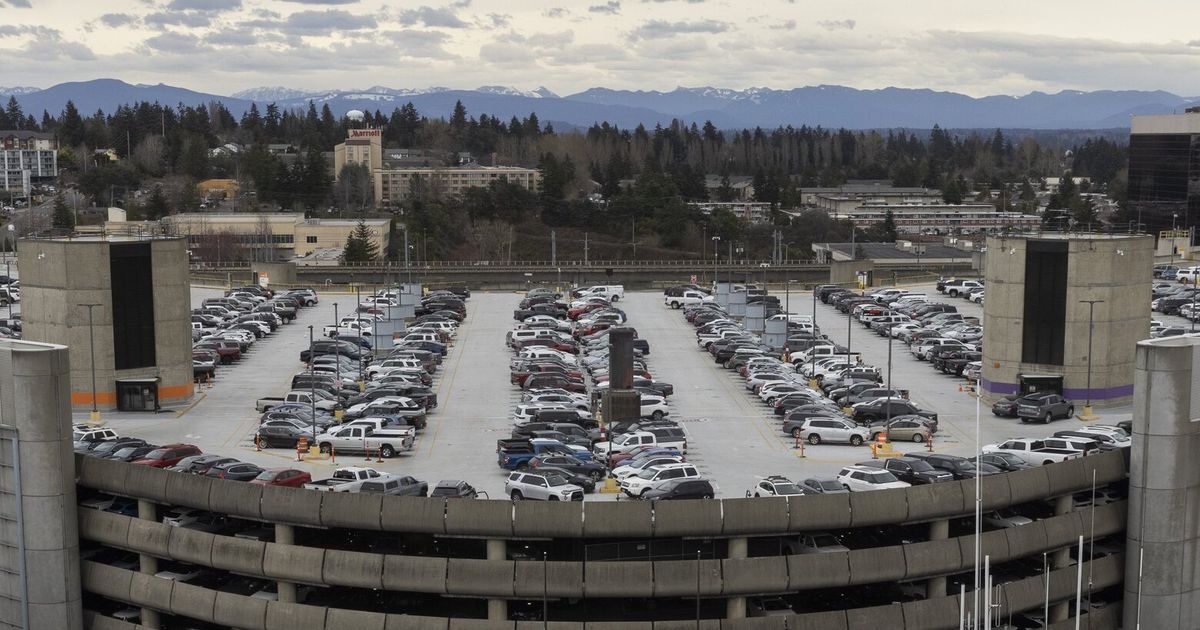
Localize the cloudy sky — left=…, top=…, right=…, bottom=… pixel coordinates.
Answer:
left=2, top=0, right=1199, bottom=97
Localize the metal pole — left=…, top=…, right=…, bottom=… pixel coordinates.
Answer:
left=81, top=303, right=101, bottom=423
left=712, top=237, right=720, bottom=292
left=1075, top=535, right=1084, bottom=630
left=1079, top=300, right=1103, bottom=418
left=333, top=303, right=340, bottom=389
left=403, top=226, right=410, bottom=284
left=695, top=549, right=701, bottom=629
left=1043, top=552, right=1050, bottom=630
left=974, top=389, right=981, bottom=628
left=984, top=555, right=991, bottom=630
left=542, top=551, right=548, bottom=629
left=960, top=583, right=966, bottom=630
left=885, top=330, right=893, bottom=438
left=308, top=325, right=316, bottom=441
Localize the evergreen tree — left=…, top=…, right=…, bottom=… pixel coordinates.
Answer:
left=144, top=186, right=170, bottom=220
left=5, top=98, right=23, bottom=130
left=51, top=194, right=74, bottom=230
left=59, top=100, right=84, bottom=147
left=342, top=219, right=380, bottom=262
left=880, top=210, right=898, bottom=242
left=942, top=176, right=963, bottom=204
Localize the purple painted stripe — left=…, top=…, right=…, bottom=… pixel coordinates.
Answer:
left=1063, top=384, right=1135, bottom=400
left=981, top=377, right=1133, bottom=400
left=980, top=377, right=1019, bottom=395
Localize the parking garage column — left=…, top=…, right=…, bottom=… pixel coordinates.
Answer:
left=274, top=524, right=297, bottom=603
left=1047, top=493, right=1073, bottom=623
left=926, top=519, right=949, bottom=597
left=487, top=539, right=507, bottom=620
left=725, top=537, right=747, bottom=618
left=137, top=499, right=161, bottom=629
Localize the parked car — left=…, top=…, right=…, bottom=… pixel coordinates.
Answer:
left=800, top=478, right=849, bottom=494
left=750, top=475, right=806, bottom=497
left=642, top=478, right=715, bottom=500
left=250, top=468, right=313, bottom=487
left=131, top=444, right=202, bottom=468
left=429, top=480, right=480, bottom=499
left=836, top=465, right=911, bottom=491
left=1015, top=393, right=1074, bottom=423
left=859, top=457, right=953, bottom=485
left=359, top=475, right=429, bottom=496
left=505, top=470, right=585, bottom=501
left=786, top=417, right=868, bottom=446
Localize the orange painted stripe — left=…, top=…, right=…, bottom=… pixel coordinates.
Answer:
left=71, top=392, right=117, bottom=405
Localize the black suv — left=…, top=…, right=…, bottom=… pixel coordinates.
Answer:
left=642, top=478, right=715, bottom=500
left=907, top=453, right=997, bottom=479
left=851, top=398, right=938, bottom=425
left=860, top=457, right=954, bottom=485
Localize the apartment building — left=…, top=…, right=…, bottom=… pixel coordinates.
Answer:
left=1, top=130, right=57, bottom=191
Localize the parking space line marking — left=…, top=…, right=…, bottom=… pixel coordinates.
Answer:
left=424, top=303, right=474, bottom=456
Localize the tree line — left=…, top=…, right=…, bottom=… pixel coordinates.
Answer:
left=4, top=93, right=1130, bottom=260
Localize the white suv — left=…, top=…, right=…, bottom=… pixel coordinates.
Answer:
left=836, top=465, right=911, bottom=492
left=793, top=418, right=869, bottom=446
left=620, top=463, right=700, bottom=497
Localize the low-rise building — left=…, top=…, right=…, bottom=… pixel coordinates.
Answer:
left=813, top=202, right=1040, bottom=234
left=689, top=201, right=773, bottom=223
left=1, top=130, right=57, bottom=191
left=374, top=166, right=540, bottom=204
left=161, top=212, right=390, bottom=260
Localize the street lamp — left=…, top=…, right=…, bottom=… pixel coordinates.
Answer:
left=307, top=325, right=316, bottom=441
left=80, top=303, right=102, bottom=425
left=1079, top=300, right=1104, bottom=421
left=711, top=236, right=721, bottom=292
left=332, top=302, right=340, bottom=390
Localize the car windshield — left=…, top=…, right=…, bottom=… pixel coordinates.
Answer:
left=144, top=449, right=169, bottom=460
left=906, top=460, right=935, bottom=472
left=866, top=471, right=899, bottom=483
left=815, top=480, right=842, bottom=491
left=430, top=487, right=457, bottom=496
left=636, top=467, right=661, bottom=480
left=254, top=470, right=281, bottom=481
left=542, top=473, right=571, bottom=487
left=773, top=483, right=803, bottom=495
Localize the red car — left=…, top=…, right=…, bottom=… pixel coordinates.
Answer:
left=250, top=468, right=313, bottom=488
left=131, top=444, right=202, bottom=468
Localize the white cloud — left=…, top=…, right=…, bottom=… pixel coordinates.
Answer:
left=629, top=19, right=730, bottom=40
left=588, top=1, right=620, bottom=14
left=816, top=19, right=856, bottom=31
left=397, top=6, right=468, bottom=28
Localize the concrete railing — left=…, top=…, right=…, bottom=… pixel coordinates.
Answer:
left=77, top=500, right=1126, bottom=600
left=79, top=554, right=1124, bottom=630
left=75, top=451, right=1128, bottom=539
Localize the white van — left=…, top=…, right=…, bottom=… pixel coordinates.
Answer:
left=1178, top=267, right=1200, bottom=284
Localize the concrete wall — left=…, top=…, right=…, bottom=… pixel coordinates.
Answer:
left=829, top=260, right=874, bottom=286
left=1125, top=336, right=1200, bottom=628
left=981, top=234, right=1153, bottom=405
left=18, top=238, right=193, bottom=410
left=0, top=340, right=82, bottom=629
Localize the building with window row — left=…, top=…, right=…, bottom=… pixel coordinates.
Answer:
left=1, top=130, right=58, bottom=191
left=160, top=212, right=390, bottom=261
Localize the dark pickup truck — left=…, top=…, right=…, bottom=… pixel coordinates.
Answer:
left=514, top=304, right=568, bottom=321
left=931, top=350, right=983, bottom=376
left=496, top=438, right=582, bottom=470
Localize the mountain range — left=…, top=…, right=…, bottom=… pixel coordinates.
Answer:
left=6, top=79, right=1199, bottom=130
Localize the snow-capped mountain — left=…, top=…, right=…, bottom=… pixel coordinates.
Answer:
left=0, top=86, right=40, bottom=98
left=8, top=79, right=1198, bottom=129
left=231, top=87, right=318, bottom=101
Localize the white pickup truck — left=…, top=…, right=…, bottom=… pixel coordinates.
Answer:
left=255, top=390, right=339, bottom=413
left=982, top=437, right=1085, bottom=466
left=315, top=424, right=415, bottom=459
left=324, top=319, right=373, bottom=338
left=664, top=290, right=713, bottom=309
left=303, top=467, right=385, bottom=492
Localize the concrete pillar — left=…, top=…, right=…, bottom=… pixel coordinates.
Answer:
left=725, top=537, right=747, bottom=619
left=1124, top=337, right=1200, bottom=629
left=927, top=519, right=949, bottom=597
left=135, top=499, right=161, bottom=629
left=486, top=539, right=507, bottom=621
left=274, top=524, right=297, bottom=603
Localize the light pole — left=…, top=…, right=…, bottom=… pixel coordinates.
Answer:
left=402, top=224, right=411, bottom=284
left=333, top=302, right=340, bottom=391
left=711, top=236, right=721, bottom=291
left=80, top=303, right=102, bottom=425
left=1079, top=299, right=1104, bottom=421
left=307, top=325, right=316, bottom=441
left=1172, top=213, right=1179, bottom=267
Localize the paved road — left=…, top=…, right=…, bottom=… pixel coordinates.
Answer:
left=88, top=285, right=1139, bottom=500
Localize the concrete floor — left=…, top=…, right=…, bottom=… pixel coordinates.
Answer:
left=86, top=283, right=1141, bottom=500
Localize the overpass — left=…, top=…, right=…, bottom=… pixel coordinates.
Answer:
left=190, top=259, right=976, bottom=289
